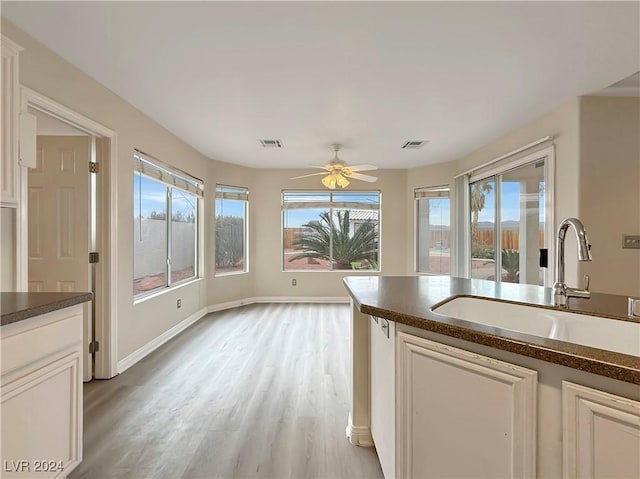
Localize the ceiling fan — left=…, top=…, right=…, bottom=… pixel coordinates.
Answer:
left=290, top=144, right=378, bottom=189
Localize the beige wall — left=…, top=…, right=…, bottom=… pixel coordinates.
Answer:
left=252, top=168, right=408, bottom=298
left=578, top=96, right=640, bottom=296
left=2, top=19, right=213, bottom=359
left=207, top=160, right=256, bottom=306
left=2, top=20, right=411, bottom=362
left=406, top=98, right=582, bottom=284
left=5, top=16, right=635, bottom=370
left=405, top=161, right=458, bottom=274
left=1, top=208, right=16, bottom=291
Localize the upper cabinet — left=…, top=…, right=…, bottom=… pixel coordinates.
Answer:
left=1, top=35, right=22, bottom=206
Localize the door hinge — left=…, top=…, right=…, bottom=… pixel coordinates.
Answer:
left=89, top=252, right=99, bottom=263
left=89, top=341, right=100, bottom=354
left=89, top=161, right=99, bottom=173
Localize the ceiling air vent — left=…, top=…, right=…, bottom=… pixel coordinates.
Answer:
left=259, top=139, right=283, bottom=148
left=402, top=140, right=428, bottom=149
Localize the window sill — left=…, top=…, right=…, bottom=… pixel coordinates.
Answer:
left=214, top=270, right=249, bottom=278
left=133, top=277, right=201, bottom=305
left=281, top=269, right=381, bottom=274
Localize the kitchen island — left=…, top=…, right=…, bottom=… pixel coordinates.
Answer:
left=1, top=291, right=92, bottom=478
left=343, top=276, right=640, bottom=478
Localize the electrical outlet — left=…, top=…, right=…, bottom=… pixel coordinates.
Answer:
left=292, top=279, right=297, bottom=286
left=177, top=299, right=182, bottom=308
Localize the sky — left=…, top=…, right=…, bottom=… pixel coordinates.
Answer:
left=474, top=180, right=545, bottom=225
left=135, top=173, right=543, bottom=227
left=134, top=173, right=196, bottom=219
left=215, top=198, right=244, bottom=217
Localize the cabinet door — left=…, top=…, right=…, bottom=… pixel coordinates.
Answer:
left=563, top=381, right=640, bottom=479
left=1, top=36, right=21, bottom=205
left=1, top=351, right=82, bottom=478
left=397, top=332, right=537, bottom=479
left=370, top=316, right=395, bottom=478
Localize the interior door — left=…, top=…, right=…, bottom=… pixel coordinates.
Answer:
left=28, top=135, right=92, bottom=380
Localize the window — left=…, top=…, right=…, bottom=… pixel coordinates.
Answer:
left=215, top=185, right=248, bottom=275
left=282, top=191, right=380, bottom=271
left=133, top=152, right=202, bottom=298
left=469, top=157, right=548, bottom=285
left=416, top=186, right=450, bottom=275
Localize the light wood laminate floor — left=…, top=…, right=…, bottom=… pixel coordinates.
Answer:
left=70, top=303, right=383, bottom=479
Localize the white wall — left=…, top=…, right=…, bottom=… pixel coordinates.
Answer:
left=579, top=96, right=640, bottom=296
left=133, top=218, right=196, bottom=277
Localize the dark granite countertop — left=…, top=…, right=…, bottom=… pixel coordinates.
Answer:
left=1, top=292, right=93, bottom=326
left=343, top=276, right=640, bottom=384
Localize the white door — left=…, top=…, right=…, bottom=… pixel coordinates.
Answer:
left=28, top=135, right=92, bottom=380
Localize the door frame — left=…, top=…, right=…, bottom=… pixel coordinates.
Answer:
left=19, top=86, right=118, bottom=378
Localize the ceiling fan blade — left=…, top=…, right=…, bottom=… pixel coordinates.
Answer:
left=310, top=165, right=331, bottom=169
left=290, top=172, right=328, bottom=180
left=348, top=172, right=378, bottom=182
left=348, top=164, right=378, bottom=172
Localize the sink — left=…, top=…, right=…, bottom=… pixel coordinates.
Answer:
left=431, top=296, right=639, bottom=356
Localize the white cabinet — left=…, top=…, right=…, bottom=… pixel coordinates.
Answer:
left=396, top=332, right=537, bottom=479
left=563, top=381, right=640, bottom=479
left=1, top=35, right=21, bottom=206
left=1, top=305, right=84, bottom=478
left=363, top=316, right=639, bottom=479
left=370, top=316, right=395, bottom=479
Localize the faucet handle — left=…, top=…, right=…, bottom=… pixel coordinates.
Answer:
left=583, top=274, right=590, bottom=291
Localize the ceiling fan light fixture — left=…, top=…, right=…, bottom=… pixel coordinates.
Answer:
left=322, top=174, right=337, bottom=189
left=336, top=174, right=350, bottom=188
left=291, top=143, right=378, bottom=188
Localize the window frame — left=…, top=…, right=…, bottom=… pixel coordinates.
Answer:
left=133, top=152, right=202, bottom=302
left=415, top=185, right=451, bottom=275
left=281, top=190, right=382, bottom=273
left=214, top=184, right=249, bottom=277
left=461, top=146, right=555, bottom=286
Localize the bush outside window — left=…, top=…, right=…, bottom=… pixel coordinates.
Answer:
left=215, top=185, right=248, bottom=275
left=282, top=191, right=380, bottom=271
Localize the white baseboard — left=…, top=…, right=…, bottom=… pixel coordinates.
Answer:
left=117, top=297, right=350, bottom=374
left=206, top=298, right=247, bottom=313
left=346, top=412, right=374, bottom=447
left=117, top=306, right=208, bottom=374
left=249, top=296, right=350, bottom=304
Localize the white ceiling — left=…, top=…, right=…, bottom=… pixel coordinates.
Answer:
left=3, top=2, right=639, bottom=169
left=592, top=71, right=640, bottom=97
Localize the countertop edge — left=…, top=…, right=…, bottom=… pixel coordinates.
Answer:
left=343, top=276, right=640, bottom=385
left=359, top=303, right=640, bottom=385
left=1, top=292, right=93, bottom=326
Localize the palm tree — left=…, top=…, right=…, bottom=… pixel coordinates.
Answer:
left=470, top=181, right=493, bottom=238
left=289, top=210, right=378, bottom=269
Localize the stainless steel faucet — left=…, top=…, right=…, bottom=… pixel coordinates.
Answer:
left=552, top=218, right=592, bottom=307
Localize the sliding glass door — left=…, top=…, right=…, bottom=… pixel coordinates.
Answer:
left=470, top=178, right=496, bottom=280
left=469, top=159, right=546, bottom=285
